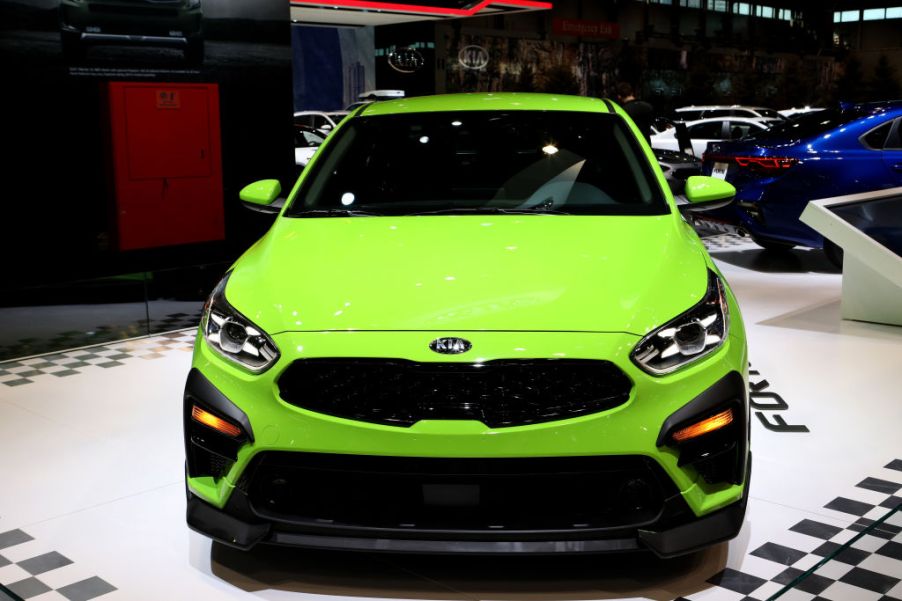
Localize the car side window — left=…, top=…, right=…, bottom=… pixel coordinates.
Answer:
left=727, top=121, right=757, bottom=139
left=884, top=118, right=902, bottom=149
left=862, top=120, right=894, bottom=149
left=704, top=109, right=731, bottom=118
left=689, top=121, right=726, bottom=139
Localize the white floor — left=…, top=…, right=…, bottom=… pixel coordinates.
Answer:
left=1, top=235, right=900, bottom=601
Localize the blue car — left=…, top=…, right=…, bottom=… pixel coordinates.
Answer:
left=700, top=101, right=902, bottom=263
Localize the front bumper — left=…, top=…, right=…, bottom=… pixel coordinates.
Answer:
left=185, top=321, right=749, bottom=556
left=187, top=456, right=749, bottom=557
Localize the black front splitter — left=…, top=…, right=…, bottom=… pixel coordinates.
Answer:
left=187, top=462, right=749, bottom=559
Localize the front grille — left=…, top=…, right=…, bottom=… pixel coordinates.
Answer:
left=277, top=359, right=632, bottom=428
left=242, top=453, right=672, bottom=534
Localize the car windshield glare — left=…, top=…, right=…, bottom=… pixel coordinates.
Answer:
left=287, top=110, right=668, bottom=217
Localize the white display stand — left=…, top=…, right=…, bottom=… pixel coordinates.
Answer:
left=800, top=187, right=902, bottom=327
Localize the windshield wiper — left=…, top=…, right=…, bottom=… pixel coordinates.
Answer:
left=293, top=209, right=382, bottom=218
left=410, top=207, right=571, bottom=216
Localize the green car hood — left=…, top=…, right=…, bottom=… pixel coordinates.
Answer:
left=225, top=215, right=708, bottom=336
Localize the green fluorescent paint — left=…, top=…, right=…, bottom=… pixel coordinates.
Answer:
left=187, top=93, right=749, bottom=540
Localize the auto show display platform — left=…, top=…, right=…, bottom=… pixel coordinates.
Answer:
left=0, top=234, right=900, bottom=601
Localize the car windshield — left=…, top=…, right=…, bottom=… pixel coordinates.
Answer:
left=745, top=108, right=866, bottom=142
left=286, top=110, right=667, bottom=217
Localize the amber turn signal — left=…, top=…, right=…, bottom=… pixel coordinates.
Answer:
left=672, top=408, right=734, bottom=443
left=191, top=405, right=242, bottom=438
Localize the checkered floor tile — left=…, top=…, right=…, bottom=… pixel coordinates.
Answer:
left=0, top=525, right=115, bottom=601
left=148, top=311, right=203, bottom=333
left=0, top=330, right=196, bottom=388
left=701, top=233, right=755, bottom=252
left=678, top=460, right=902, bottom=601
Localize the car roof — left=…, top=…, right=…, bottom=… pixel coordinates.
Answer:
left=676, top=105, right=772, bottom=111
left=359, top=93, right=613, bottom=116
left=849, top=100, right=902, bottom=112
left=685, top=116, right=770, bottom=126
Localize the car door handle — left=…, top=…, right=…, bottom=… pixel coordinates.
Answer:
left=891, top=163, right=902, bottom=172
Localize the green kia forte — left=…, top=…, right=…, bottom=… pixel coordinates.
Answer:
left=185, top=93, right=749, bottom=557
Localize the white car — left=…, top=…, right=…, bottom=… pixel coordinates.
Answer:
left=674, top=105, right=785, bottom=123
left=651, top=117, right=772, bottom=157
left=293, top=110, right=349, bottom=132
left=345, top=89, right=405, bottom=111
left=294, top=125, right=326, bottom=166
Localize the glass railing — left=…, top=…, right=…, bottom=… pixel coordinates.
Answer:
left=767, top=502, right=902, bottom=600
left=0, top=262, right=228, bottom=362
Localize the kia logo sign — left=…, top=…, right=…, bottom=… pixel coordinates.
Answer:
left=458, top=45, right=489, bottom=70
left=429, top=337, right=472, bottom=355
left=388, top=47, right=424, bottom=74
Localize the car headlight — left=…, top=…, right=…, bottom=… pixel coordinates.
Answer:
left=631, top=270, right=729, bottom=376
left=202, top=273, right=280, bottom=372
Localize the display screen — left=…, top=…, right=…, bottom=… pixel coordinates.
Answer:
left=829, top=195, right=902, bottom=258
left=287, top=110, right=668, bottom=217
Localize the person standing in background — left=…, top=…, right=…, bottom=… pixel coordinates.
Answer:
left=616, top=82, right=654, bottom=141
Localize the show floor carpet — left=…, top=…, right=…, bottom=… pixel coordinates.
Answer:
left=0, top=234, right=900, bottom=601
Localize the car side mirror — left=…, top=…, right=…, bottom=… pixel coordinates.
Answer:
left=679, top=176, right=735, bottom=213
left=240, top=179, right=285, bottom=214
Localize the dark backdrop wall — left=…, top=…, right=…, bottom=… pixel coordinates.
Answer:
left=292, top=25, right=374, bottom=112
left=0, top=0, right=295, bottom=360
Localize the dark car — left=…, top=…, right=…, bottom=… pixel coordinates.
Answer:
left=699, top=101, right=902, bottom=262
left=654, top=148, right=702, bottom=196
left=60, top=0, right=204, bottom=64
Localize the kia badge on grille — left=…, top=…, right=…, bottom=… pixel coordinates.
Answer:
left=429, top=337, right=472, bottom=354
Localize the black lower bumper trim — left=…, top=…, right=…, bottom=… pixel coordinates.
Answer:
left=186, top=456, right=749, bottom=557
left=268, top=531, right=643, bottom=555
left=641, top=453, right=751, bottom=558
left=187, top=494, right=269, bottom=550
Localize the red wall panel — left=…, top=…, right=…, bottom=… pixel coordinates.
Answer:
left=108, top=82, right=224, bottom=251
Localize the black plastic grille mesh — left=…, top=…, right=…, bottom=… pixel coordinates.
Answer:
left=244, top=453, right=668, bottom=532
left=277, top=359, right=632, bottom=428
